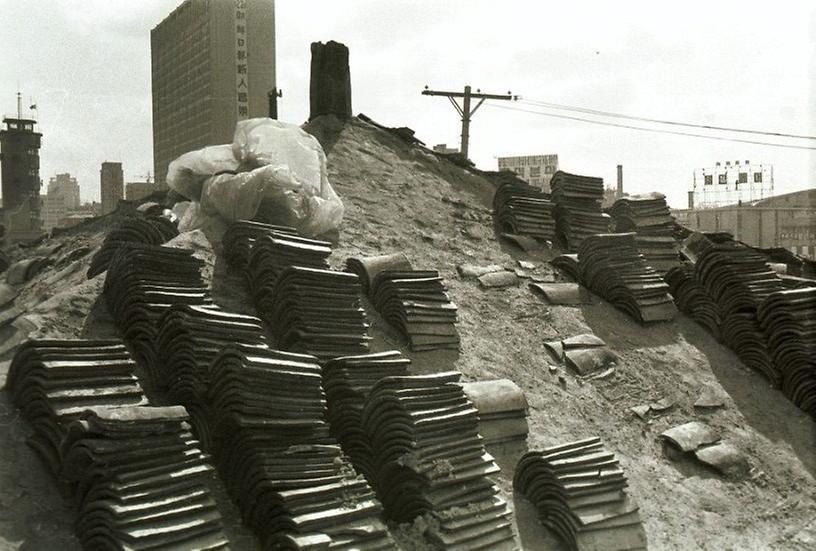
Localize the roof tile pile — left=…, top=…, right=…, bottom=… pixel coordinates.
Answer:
left=6, top=339, right=148, bottom=473
left=61, top=405, right=229, bottom=550
left=609, top=193, right=679, bottom=273
left=514, top=437, right=648, bottom=551
left=103, top=243, right=213, bottom=373
left=87, top=215, right=179, bottom=277
left=578, top=233, right=677, bottom=323
left=209, top=345, right=396, bottom=549
left=462, top=379, right=529, bottom=447
left=664, top=264, right=723, bottom=341
left=6, top=340, right=229, bottom=549
left=323, top=351, right=411, bottom=483
left=757, top=288, right=816, bottom=417
left=550, top=253, right=582, bottom=283
left=550, top=171, right=611, bottom=251
left=247, top=232, right=332, bottom=302
left=156, top=304, right=267, bottom=447
left=346, top=252, right=413, bottom=295
left=222, top=220, right=298, bottom=270
left=370, top=270, right=460, bottom=351
left=492, top=180, right=556, bottom=241
left=695, top=241, right=785, bottom=384
left=261, top=266, right=371, bottom=360
left=361, top=371, right=519, bottom=549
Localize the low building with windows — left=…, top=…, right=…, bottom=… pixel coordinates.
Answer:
left=497, top=154, right=559, bottom=191
left=690, top=160, right=773, bottom=209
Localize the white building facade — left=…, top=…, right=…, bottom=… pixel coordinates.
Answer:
left=691, top=160, right=773, bottom=209
left=497, top=154, right=559, bottom=191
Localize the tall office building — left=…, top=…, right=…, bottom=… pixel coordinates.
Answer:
left=43, top=172, right=81, bottom=231
left=1, top=113, right=42, bottom=238
left=151, top=0, right=277, bottom=188
left=100, top=162, right=124, bottom=215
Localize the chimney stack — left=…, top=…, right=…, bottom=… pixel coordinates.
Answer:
left=616, top=164, right=623, bottom=198
left=309, top=41, right=352, bottom=121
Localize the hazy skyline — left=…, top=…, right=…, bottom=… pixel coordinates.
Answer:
left=1, top=0, right=813, bottom=207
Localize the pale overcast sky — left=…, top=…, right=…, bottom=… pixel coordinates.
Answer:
left=0, top=0, right=813, bottom=207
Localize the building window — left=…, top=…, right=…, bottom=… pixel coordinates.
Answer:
left=738, top=172, right=747, bottom=184
left=515, top=167, right=524, bottom=176
left=530, top=166, right=541, bottom=178
left=718, top=174, right=727, bottom=185
left=754, top=172, right=762, bottom=183
left=704, top=175, right=713, bottom=186
left=545, top=165, right=555, bottom=174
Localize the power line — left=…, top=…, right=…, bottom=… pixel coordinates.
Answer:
left=485, top=103, right=816, bottom=151
left=518, top=98, right=816, bottom=140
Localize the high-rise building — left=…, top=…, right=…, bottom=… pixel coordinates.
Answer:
left=43, top=172, right=81, bottom=231
left=497, top=154, right=559, bottom=191
left=151, top=0, right=277, bottom=188
left=100, top=162, right=124, bottom=215
left=690, top=160, right=774, bottom=209
left=1, top=113, right=43, bottom=239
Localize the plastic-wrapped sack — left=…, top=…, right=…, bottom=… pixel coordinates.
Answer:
left=172, top=201, right=204, bottom=233
left=198, top=118, right=343, bottom=237
left=166, top=144, right=239, bottom=201
left=200, top=163, right=344, bottom=237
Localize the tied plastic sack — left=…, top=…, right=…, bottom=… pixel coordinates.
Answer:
left=166, top=144, right=239, bottom=201
left=200, top=118, right=344, bottom=237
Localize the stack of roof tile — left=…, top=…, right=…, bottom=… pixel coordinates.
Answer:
left=323, top=351, right=411, bottom=483
left=461, top=379, right=529, bottom=447
left=695, top=241, right=785, bottom=385
left=757, top=288, right=816, bottom=417
left=609, top=193, right=679, bottom=273
left=550, top=171, right=611, bottom=251
left=492, top=180, right=556, bottom=241
left=362, top=371, right=518, bottom=549
left=103, top=243, right=213, bottom=376
left=222, top=220, right=298, bottom=270
left=5, top=339, right=148, bottom=474
left=370, top=270, right=460, bottom=352
left=346, top=253, right=413, bottom=295
left=156, top=304, right=267, bottom=448
left=247, top=232, right=332, bottom=311
left=578, top=233, right=677, bottom=323
left=87, top=215, right=179, bottom=277
left=61, top=405, right=229, bottom=550
left=260, top=266, right=371, bottom=360
left=664, top=264, right=723, bottom=341
left=514, top=437, right=648, bottom=551
left=209, top=345, right=396, bottom=549
left=550, top=254, right=582, bottom=283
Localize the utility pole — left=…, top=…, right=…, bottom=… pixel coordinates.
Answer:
left=422, top=85, right=515, bottom=160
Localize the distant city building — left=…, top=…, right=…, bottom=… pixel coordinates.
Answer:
left=43, top=173, right=80, bottom=231
left=151, top=0, right=277, bottom=188
left=497, top=154, right=559, bottom=191
left=0, top=114, right=42, bottom=240
left=126, top=180, right=159, bottom=201
left=690, top=160, right=773, bottom=209
left=100, top=162, right=124, bottom=215
left=433, top=144, right=459, bottom=154
left=58, top=203, right=98, bottom=230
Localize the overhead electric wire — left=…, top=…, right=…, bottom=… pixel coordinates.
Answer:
left=485, top=103, right=816, bottom=151
left=518, top=98, right=816, bottom=140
